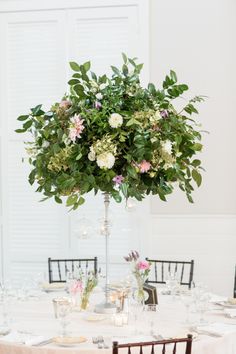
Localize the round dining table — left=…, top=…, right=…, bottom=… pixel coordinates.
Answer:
left=0, top=289, right=236, bottom=354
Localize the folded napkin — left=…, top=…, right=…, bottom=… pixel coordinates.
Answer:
left=196, top=323, right=236, bottom=337
left=224, top=309, right=236, bottom=318
left=209, top=294, right=228, bottom=304
left=0, top=331, right=50, bottom=346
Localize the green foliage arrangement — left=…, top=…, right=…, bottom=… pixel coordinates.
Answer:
left=16, top=54, right=204, bottom=210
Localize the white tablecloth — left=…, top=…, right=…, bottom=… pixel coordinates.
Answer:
left=0, top=290, right=236, bottom=354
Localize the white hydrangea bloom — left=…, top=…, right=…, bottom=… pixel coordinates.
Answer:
left=161, top=140, right=173, bottom=155
left=96, top=152, right=115, bottom=169
left=108, top=113, right=123, bottom=128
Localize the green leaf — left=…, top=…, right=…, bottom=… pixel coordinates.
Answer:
left=192, top=169, right=202, bottom=187
left=136, top=63, right=143, bottom=73
left=148, top=83, right=156, bottom=95
left=170, top=70, right=177, bottom=83
left=187, top=194, right=194, bottom=203
left=69, top=62, right=80, bottom=71
left=83, top=61, right=91, bottom=72
left=17, top=115, right=29, bottom=121
left=23, top=120, right=33, bottom=129
left=122, top=52, right=128, bottom=63
left=68, top=79, right=80, bottom=85
left=126, top=165, right=138, bottom=179
left=120, top=183, right=128, bottom=198
left=78, top=196, right=85, bottom=206
left=76, top=153, right=82, bottom=161
left=111, top=190, right=122, bottom=203
left=122, top=64, right=128, bottom=75
left=66, top=194, right=78, bottom=207
left=192, top=143, right=203, bottom=151
left=73, top=84, right=86, bottom=98
left=191, top=159, right=201, bottom=167
left=111, top=66, right=120, bottom=76
left=31, top=104, right=43, bottom=116
left=55, top=195, right=62, bottom=204
left=15, top=128, right=26, bottom=133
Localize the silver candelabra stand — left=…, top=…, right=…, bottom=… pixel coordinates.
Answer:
left=95, top=192, right=117, bottom=313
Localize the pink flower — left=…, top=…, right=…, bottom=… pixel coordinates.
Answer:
left=69, top=280, right=83, bottom=296
left=94, top=101, right=102, bottom=109
left=137, top=260, right=150, bottom=271
left=113, top=175, right=124, bottom=185
left=138, top=160, right=151, bottom=173
left=69, top=114, right=85, bottom=142
left=59, top=100, right=71, bottom=109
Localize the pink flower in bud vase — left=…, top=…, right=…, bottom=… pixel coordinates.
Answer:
left=59, top=100, right=71, bottom=109
left=94, top=101, right=102, bottom=109
left=137, top=260, right=150, bottom=271
left=69, top=280, right=83, bottom=296
left=112, top=175, right=124, bottom=185
left=138, top=160, right=151, bottom=173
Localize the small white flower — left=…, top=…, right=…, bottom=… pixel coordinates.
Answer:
left=42, top=140, right=50, bottom=148
left=88, top=151, right=96, bottom=161
left=99, top=83, right=107, bottom=90
left=108, top=113, right=123, bottom=128
left=96, top=152, right=115, bottom=169
left=161, top=140, right=173, bottom=155
left=95, top=93, right=103, bottom=100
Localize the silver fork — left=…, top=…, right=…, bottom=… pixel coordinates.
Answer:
left=92, top=337, right=99, bottom=344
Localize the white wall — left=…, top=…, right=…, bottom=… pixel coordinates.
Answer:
left=145, top=0, right=236, bottom=296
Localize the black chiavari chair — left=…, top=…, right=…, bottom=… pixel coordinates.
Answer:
left=234, top=264, right=236, bottom=298
left=146, top=258, right=194, bottom=289
left=48, top=257, right=97, bottom=283
left=113, top=335, right=193, bottom=354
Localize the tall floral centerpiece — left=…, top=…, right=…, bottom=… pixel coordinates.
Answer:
left=124, top=251, right=151, bottom=302
left=16, top=53, right=204, bottom=311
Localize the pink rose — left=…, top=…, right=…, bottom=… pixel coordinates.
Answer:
left=137, top=260, right=150, bottom=271
left=138, top=160, right=151, bottom=173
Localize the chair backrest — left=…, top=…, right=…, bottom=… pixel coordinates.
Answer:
left=146, top=258, right=194, bottom=289
left=48, top=257, right=97, bottom=283
left=113, top=334, right=193, bottom=354
left=234, top=264, right=236, bottom=298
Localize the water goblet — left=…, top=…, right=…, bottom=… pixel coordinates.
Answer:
left=57, top=300, right=72, bottom=337
left=181, top=294, right=193, bottom=324
left=196, top=292, right=210, bottom=325
left=144, top=304, right=157, bottom=336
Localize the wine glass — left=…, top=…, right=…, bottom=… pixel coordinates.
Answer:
left=57, top=300, right=72, bottom=337
left=165, top=272, right=180, bottom=298
left=196, top=292, right=210, bottom=325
